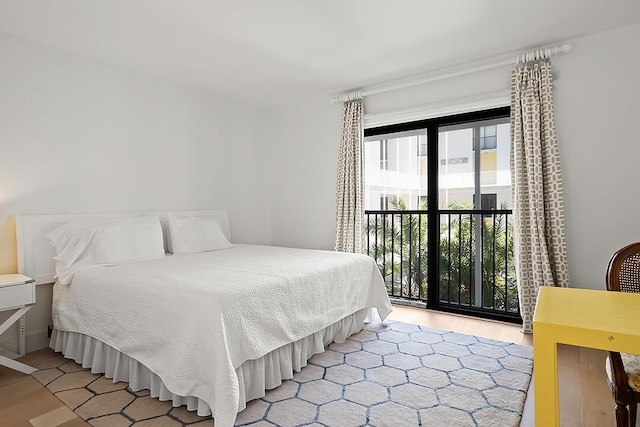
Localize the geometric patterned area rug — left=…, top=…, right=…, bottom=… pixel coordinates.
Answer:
left=32, top=320, right=533, bottom=427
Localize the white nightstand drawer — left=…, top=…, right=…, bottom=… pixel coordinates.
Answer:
left=0, top=282, right=36, bottom=309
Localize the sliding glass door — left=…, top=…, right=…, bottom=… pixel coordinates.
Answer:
left=364, top=107, right=519, bottom=323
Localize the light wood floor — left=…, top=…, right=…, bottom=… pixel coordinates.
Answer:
left=386, top=304, right=624, bottom=427
left=0, top=350, right=89, bottom=427
left=0, top=304, right=627, bottom=427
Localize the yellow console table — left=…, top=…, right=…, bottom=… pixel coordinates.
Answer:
left=533, top=286, right=640, bottom=426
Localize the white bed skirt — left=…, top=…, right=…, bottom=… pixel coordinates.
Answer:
left=50, top=308, right=369, bottom=417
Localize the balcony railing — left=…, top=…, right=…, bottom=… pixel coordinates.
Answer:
left=365, top=209, right=520, bottom=320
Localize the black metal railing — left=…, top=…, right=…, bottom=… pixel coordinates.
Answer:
left=366, top=210, right=429, bottom=301
left=365, top=209, right=520, bottom=320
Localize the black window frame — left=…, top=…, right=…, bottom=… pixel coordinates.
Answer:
left=365, top=106, right=514, bottom=322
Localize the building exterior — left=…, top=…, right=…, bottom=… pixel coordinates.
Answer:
left=364, top=123, right=511, bottom=211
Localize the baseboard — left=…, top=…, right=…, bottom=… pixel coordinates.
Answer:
left=0, top=329, right=50, bottom=356
left=26, top=329, right=50, bottom=352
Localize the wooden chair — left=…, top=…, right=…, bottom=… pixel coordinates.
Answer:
left=605, top=242, right=640, bottom=427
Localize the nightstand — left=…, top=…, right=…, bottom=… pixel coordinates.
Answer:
left=0, top=274, right=36, bottom=374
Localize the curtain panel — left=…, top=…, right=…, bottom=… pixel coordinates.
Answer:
left=335, top=100, right=364, bottom=253
left=510, top=59, right=570, bottom=333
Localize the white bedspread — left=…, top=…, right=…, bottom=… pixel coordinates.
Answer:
left=52, top=244, right=392, bottom=427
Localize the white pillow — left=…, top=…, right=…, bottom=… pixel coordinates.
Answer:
left=168, top=214, right=233, bottom=254
left=47, top=216, right=165, bottom=285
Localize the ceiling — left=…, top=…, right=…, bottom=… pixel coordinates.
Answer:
left=1, top=0, right=640, bottom=107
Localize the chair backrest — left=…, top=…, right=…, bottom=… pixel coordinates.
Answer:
left=605, top=243, right=639, bottom=416
left=606, top=242, right=640, bottom=293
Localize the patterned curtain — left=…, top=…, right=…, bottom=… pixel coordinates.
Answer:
left=335, top=100, right=364, bottom=253
left=510, top=59, right=570, bottom=333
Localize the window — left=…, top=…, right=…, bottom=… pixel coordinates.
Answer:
left=473, top=193, right=497, bottom=210
left=365, top=130, right=427, bottom=209
left=440, top=119, right=509, bottom=209
left=365, top=112, right=510, bottom=212
left=479, top=125, right=497, bottom=150
left=363, top=107, right=518, bottom=321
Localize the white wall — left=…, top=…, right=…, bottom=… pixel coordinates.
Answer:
left=268, top=22, right=640, bottom=292
left=265, top=99, right=342, bottom=250
left=0, top=34, right=271, bottom=351
left=552, top=23, right=640, bottom=290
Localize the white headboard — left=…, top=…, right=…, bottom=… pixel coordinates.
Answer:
left=16, top=210, right=231, bottom=285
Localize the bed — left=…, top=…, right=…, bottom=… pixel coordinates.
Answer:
left=16, top=210, right=392, bottom=427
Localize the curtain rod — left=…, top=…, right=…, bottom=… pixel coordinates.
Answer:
left=330, top=43, right=571, bottom=104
